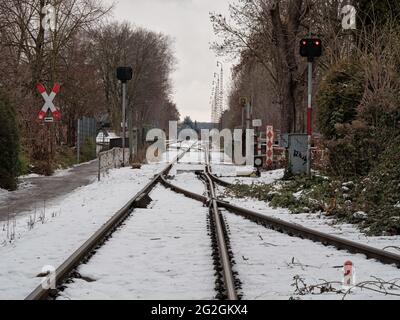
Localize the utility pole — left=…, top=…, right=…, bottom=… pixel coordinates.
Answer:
left=128, top=106, right=134, bottom=163
left=117, top=67, right=133, bottom=166
left=77, top=118, right=80, bottom=164
left=246, top=99, right=251, bottom=131
left=217, top=61, right=224, bottom=125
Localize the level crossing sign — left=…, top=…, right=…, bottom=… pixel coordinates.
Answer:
left=36, top=83, right=61, bottom=122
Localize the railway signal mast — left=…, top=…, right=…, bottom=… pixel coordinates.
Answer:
left=117, top=66, right=133, bottom=166
left=210, top=62, right=225, bottom=125
left=299, top=38, right=322, bottom=177
left=217, top=62, right=224, bottom=122
left=210, top=73, right=218, bottom=124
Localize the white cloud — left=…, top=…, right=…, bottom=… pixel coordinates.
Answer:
left=106, top=0, right=233, bottom=121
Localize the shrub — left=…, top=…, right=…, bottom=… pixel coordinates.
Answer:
left=326, top=121, right=381, bottom=178
left=317, top=60, right=364, bottom=140
left=17, top=150, right=30, bottom=176
left=0, top=91, right=20, bottom=190
left=80, top=138, right=96, bottom=163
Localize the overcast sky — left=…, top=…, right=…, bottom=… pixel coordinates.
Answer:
left=106, top=0, right=233, bottom=122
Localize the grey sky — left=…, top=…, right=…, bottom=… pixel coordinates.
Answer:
left=106, top=0, right=232, bottom=122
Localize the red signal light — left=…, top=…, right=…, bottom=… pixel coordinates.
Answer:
left=300, top=38, right=322, bottom=60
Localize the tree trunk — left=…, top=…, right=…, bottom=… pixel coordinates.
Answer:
left=270, top=0, right=303, bottom=133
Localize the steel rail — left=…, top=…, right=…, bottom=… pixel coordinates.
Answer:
left=203, top=173, right=238, bottom=300
left=205, top=145, right=238, bottom=299
left=163, top=172, right=400, bottom=268
left=25, top=144, right=194, bottom=300
left=214, top=199, right=400, bottom=267
left=160, top=174, right=238, bottom=299
left=164, top=148, right=400, bottom=268
left=162, top=144, right=238, bottom=300
left=204, top=163, right=400, bottom=267
left=206, top=165, right=233, bottom=187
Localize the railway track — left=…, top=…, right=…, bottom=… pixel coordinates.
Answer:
left=161, top=145, right=400, bottom=298
left=205, top=166, right=400, bottom=268
left=25, top=142, right=400, bottom=300
left=25, top=143, right=195, bottom=300
left=26, top=143, right=239, bottom=300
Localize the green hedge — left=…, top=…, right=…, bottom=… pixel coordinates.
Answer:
left=0, top=91, right=20, bottom=190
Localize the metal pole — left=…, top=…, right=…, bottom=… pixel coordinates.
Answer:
left=122, top=82, right=127, bottom=167
left=77, top=119, right=80, bottom=164
left=98, top=153, right=101, bottom=182
left=241, top=107, right=245, bottom=130
left=128, top=106, right=133, bottom=164
left=246, top=101, right=251, bottom=130
left=307, top=61, right=313, bottom=178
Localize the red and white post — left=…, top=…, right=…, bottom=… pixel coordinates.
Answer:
left=266, top=126, right=274, bottom=169
left=307, top=61, right=313, bottom=177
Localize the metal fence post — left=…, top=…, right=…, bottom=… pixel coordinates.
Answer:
left=98, top=153, right=101, bottom=182
left=77, top=119, right=80, bottom=164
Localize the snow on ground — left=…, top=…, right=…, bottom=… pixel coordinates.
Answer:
left=170, top=170, right=206, bottom=196
left=212, top=166, right=400, bottom=254
left=0, top=164, right=166, bottom=300
left=179, top=148, right=205, bottom=164
left=224, top=210, right=400, bottom=300
left=0, top=189, right=9, bottom=204
left=212, top=167, right=400, bottom=253
left=148, top=140, right=196, bottom=165
left=19, top=160, right=98, bottom=180
left=58, top=186, right=215, bottom=300
left=218, top=187, right=400, bottom=253
left=212, top=166, right=285, bottom=185
left=167, top=148, right=206, bottom=195
left=211, top=164, right=251, bottom=177
left=209, top=150, right=233, bottom=166
left=19, top=173, right=42, bottom=179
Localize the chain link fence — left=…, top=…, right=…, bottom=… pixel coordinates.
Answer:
left=77, top=117, right=97, bottom=163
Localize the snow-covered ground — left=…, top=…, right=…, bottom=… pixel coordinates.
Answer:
left=58, top=186, right=215, bottom=300
left=0, top=188, right=8, bottom=197
left=170, top=171, right=206, bottom=196
left=224, top=210, right=400, bottom=300
left=1, top=144, right=398, bottom=301
left=209, top=147, right=285, bottom=184
left=216, top=179, right=400, bottom=253
left=0, top=164, right=165, bottom=299
left=212, top=165, right=285, bottom=185
left=167, top=146, right=207, bottom=196
left=208, top=167, right=400, bottom=299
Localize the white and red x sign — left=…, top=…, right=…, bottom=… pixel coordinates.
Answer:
left=36, top=83, right=61, bottom=121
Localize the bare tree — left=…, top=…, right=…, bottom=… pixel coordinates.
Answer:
left=211, top=0, right=353, bottom=133
left=89, top=22, right=178, bottom=159
left=0, top=0, right=111, bottom=172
